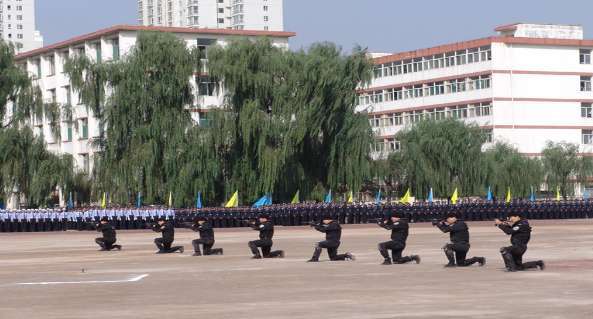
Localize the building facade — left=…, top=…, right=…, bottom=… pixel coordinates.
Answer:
left=0, top=0, right=43, bottom=53
left=10, top=25, right=294, bottom=185
left=357, top=24, right=593, bottom=160
left=138, top=0, right=284, bottom=31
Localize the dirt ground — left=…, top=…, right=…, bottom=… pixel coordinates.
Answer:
left=1, top=220, right=593, bottom=319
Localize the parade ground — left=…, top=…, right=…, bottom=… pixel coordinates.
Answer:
left=1, top=220, right=593, bottom=319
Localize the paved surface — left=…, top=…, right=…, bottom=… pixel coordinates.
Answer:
left=1, top=220, right=593, bottom=319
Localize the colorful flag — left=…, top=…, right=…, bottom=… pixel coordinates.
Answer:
left=529, top=186, right=536, bottom=202
left=556, top=186, right=561, bottom=201
left=136, top=192, right=142, bottom=208
left=347, top=191, right=354, bottom=204
left=399, top=188, right=411, bottom=204
left=486, top=186, right=493, bottom=201
left=375, top=190, right=382, bottom=205
left=252, top=195, right=269, bottom=208
left=505, top=187, right=512, bottom=203
left=291, top=190, right=300, bottom=204
left=225, top=191, right=239, bottom=208
left=101, top=192, right=106, bottom=209
left=324, top=189, right=332, bottom=203
left=451, top=188, right=458, bottom=204
left=428, top=188, right=434, bottom=203
left=67, top=192, right=74, bottom=209
left=168, top=191, right=173, bottom=207
left=196, top=192, right=203, bottom=209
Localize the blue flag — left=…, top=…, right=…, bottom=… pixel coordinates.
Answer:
left=428, top=188, right=434, bottom=203
left=67, top=192, right=74, bottom=209
left=324, top=190, right=332, bottom=203
left=375, top=190, right=382, bottom=205
left=486, top=186, right=493, bottom=201
left=265, top=193, right=273, bottom=206
left=196, top=192, right=203, bottom=209
left=529, top=186, right=536, bottom=202
left=136, top=192, right=142, bottom=208
left=252, top=195, right=269, bottom=208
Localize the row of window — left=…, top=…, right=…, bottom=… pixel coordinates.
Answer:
left=373, top=46, right=492, bottom=79
left=359, top=75, right=491, bottom=105
left=369, top=102, right=493, bottom=129
left=29, top=40, right=120, bottom=79
left=372, top=129, right=494, bottom=155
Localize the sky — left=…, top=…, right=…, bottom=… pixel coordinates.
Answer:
left=37, top=0, right=593, bottom=54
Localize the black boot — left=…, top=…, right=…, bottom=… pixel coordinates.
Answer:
left=211, top=248, right=223, bottom=255
left=381, top=258, right=392, bottom=265
left=411, top=255, right=421, bottom=264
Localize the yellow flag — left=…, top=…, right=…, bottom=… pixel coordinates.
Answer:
left=556, top=186, right=561, bottom=201
left=347, top=191, right=353, bottom=204
left=291, top=190, right=300, bottom=204
left=399, top=188, right=411, bottom=204
left=168, top=191, right=173, bottom=207
left=101, top=192, right=106, bottom=208
left=451, top=188, right=458, bottom=204
left=225, top=191, right=239, bottom=208
left=505, top=187, right=511, bottom=203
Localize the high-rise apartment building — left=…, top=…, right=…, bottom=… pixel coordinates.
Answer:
left=138, top=0, right=283, bottom=31
left=0, top=0, right=43, bottom=52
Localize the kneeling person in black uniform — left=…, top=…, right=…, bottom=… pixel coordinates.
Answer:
left=495, top=212, right=544, bottom=272
left=95, top=217, right=122, bottom=251
left=433, top=212, right=485, bottom=267
left=248, top=214, right=284, bottom=259
left=152, top=218, right=184, bottom=254
left=308, top=215, right=354, bottom=262
left=192, top=217, right=223, bottom=256
left=377, top=212, right=420, bottom=265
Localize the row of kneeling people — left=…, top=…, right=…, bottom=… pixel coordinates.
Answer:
left=93, top=211, right=544, bottom=272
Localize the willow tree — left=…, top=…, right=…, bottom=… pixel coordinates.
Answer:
left=541, top=142, right=592, bottom=197
left=483, top=142, right=543, bottom=199
left=388, top=118, right=486, bottom=199
left=65, top=32, right=217, bottom=206
left=0, top=40, right=74, bottom=207
left=207, top=40, right=374, bottom=202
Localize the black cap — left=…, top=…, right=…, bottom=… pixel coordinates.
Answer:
left=446, top=212, right=458, bottom=218
left=507, top=211, right=523, bottom=218
left=100, top=217, right=108, bottom=222
left=195, top=216, right=206, bottom=222
left=391, top=212, right=403, bottom=218
left=157, top=217, right=166, bottom=222
left=258, top=214, right=270, bottom=219
left=322, top=215, right=333, bottom=220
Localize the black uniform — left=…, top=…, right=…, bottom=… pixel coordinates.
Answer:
left=309, top=220, right=353, bottom=261
left=498, top=219, right=544, bottom=271
left=436, top=220, right=485, bottom=267
left=378, top=219, right=418, bottom=264
left=248, top=221, right=284, bottom=258
left=95, top=223, right=122, bottom=251
left=153, top=221, right=184, bottom=253
left=192, top=221, right=223, bottom=256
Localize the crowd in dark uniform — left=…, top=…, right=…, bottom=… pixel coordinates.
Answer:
left=1, top=200, right=592, bottom=233
left=0, top=200, right=555, bottom=272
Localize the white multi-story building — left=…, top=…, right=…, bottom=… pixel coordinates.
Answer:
left=0, top=0, right=43, bottom=53
left=10, top=25, right=294, bottom=183
left=358, top=23, right=593, bottom=158
left=138, top=0, right=284, bottom=31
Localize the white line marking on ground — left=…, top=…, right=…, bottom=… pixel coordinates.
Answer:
left=15, top=274, right=149, bottom=286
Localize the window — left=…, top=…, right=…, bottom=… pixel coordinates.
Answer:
left=65, top=123, right=73, bottom=142
left=48, top=89, right=57, bottom=104
left=95, top=43, right=102, bottom=62
left=82, top=154, right=90, bottom=174
left=582, top=129, right=593, bottom=144
left=47, top=55, right=55, bottom=76
left=387, top=139, right=401, bottom=152
left=580, top=49, right=591, bottom=65
left=64, top=86, right=72, bottom=105
left=197, top=76, right=216, bottom=96
left=80, top=118, right=88, bottom=139
left=112, top=39, right=120, bottom=61
left=482, top=129, right=493, bottom=143
left=218, top=18, right=224, bottom=24
left=582, top=103, right=593, bottom=118
left=581, top=76, right=592, bottom=92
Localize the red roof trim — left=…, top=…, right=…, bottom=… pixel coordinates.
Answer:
left=16, top=25, right=296, bottom=60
